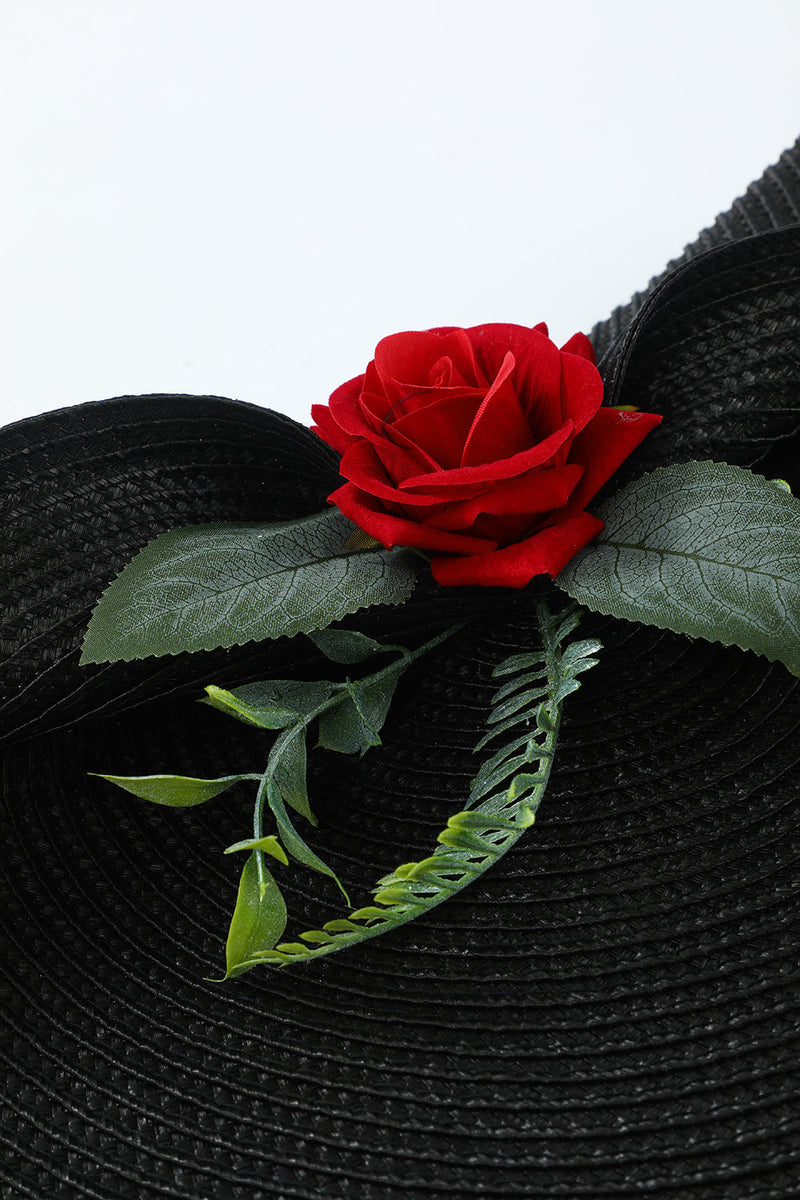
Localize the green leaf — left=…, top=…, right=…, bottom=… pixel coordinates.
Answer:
left=224, top=853, right=288, bottom=978
left=203, top=685, right=297, bottom=729
left=316, top=673, right=400, bottom=755
left=91, top=773, right=250, bottom=807
left=223, top=835, right=289, bottom=865
left=80, top=509, right=419, bottom=664
left=308, top=627, right=395, bottom=663
left=273, top=726, right=316, bottom=824
left=203, top=679, right=335, bottom=729
left=245, top=602, right=598, bottom=969
left=228, top=678, right=336, bottom=713
left=264, top=777, right=349, bottom=903
left=557, top=461, right=800, bottom=674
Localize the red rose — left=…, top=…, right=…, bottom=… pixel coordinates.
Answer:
left=311, top=323, right=661, bottom=588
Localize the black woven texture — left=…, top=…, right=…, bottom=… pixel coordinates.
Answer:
left=590, top=135, right=800, bottom=359
left=2, top=141, right=800, bottom=1199
left=0, top=395, right=516, bottom=750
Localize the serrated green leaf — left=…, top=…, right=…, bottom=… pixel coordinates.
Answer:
left=224, top=853, right=287, bottom=978
left=91, top=772, right=249, bottom=807
left=80, top=509, right=419, bottom=664
left=316, top=673, right=400, bottom=755
left=557, top=461, right=800, bottom=674
left=308, top=627, right=395, bottom=663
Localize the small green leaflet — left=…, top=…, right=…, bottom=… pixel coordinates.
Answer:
left=316, top=674, right=399, bottom=755
left=80, top=509, right=418, bottom=664
left=243, top=603, right=600, bottom=970
left=224, top=835, right=288, bottom=865
left=557, top=461, right=800, bottom=673
left=90, top=773, right=253, bottom=807
left=308, top=628, right=396, bottom=664
left=92, top=624, right=463, bottom=977
left=272, top=726, right=316, bottom=824
left=223, top=853, right=287, bottom=978
left=204, top=680, right=335, bottom=730
left=263, top=775, right=350, bottom=902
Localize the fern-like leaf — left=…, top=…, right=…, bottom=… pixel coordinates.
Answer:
left=235, top=600, right=601, bottom=970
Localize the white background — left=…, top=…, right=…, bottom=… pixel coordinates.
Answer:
left=1, top=1, right=798, bottom=429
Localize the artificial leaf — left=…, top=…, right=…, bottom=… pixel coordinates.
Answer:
left=203, top=685, right=297, bottom=729
left=249, top=602, right=598, bottom=968
left=265, top=778, right=349, bottom=902
left=224, top=853, right=287, bottom=978
left=273, top=726, right=316, bottom=824
left=557, top=462, right=800, bottom=672
left=92, top=773, right=249, bottom=807
left=223, top=835, right=289, bottom=865
left=205, top=679, right=336, bottom=730
left=308, top=627, right=395, bottom=664
left=228, top=679, right=336, bottom=713
left=80, top=509, right=418, bottom=664
left=316, top=673, right=400, bottom=755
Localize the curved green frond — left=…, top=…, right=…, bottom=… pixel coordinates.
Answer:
left=244, top=601, right=601, bottom=970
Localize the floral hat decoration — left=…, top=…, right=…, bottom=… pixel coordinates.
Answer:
left=1, top=138, right=800, bottom=1199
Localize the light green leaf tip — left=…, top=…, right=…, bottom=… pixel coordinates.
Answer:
left=557, top=461, right=800, bottom=674
left=223, top=853, right=288, bottom=979
left=203, top=685, right=298, bottom=730
left=91, top=773, right=248, bottom=807
left=223, top=835, right=289, bottom=866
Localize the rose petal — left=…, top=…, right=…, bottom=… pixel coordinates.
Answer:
left=338, top=441, right=455, bottom=508
left=327, top=374, right=372, bottom=438
left=460, top=353, right=536, bottom=467
left=559, top=331, right=596, bottom=363
left=374, top=329, right=483, bottom=403
left=465, top=323, right=564, bottom=437
left=328, top=483, right=497, bottom=554
left=399, top=419, right=575, bottom=492
left=430, top=511, right=604, bottom=588
left=419, top=463, right=584, bottom=531
left=356, top=430, right=438, bottom=485
left=558, top=347, right=604, bottom=433
left=391, top=391, right=487, bottom=469
left=565, top=407, right=663, bottom=512
left=310, top=404, right=358, bottom=455
left=373, top=417, right=444, bottom=473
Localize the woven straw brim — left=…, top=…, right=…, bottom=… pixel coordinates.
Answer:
left=1, top=145, right=800, bottom=1199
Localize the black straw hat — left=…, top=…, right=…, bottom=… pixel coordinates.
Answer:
left=2, top=139, right=800, bottom=1199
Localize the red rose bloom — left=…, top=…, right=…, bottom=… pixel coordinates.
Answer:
left=311, top=323, right=661, bottom=588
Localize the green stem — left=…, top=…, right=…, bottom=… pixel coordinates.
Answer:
left=261, top=692, right=561, bottom=965
left=252, top=621, right=465, bottom=867
left=239, top=602, right=597, bottom=971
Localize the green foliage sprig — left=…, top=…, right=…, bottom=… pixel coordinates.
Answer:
left=84, top=458, right=800, bottom=975
left=97, top=623, right=465, bottom=978
left=239, top=602, right=600, bottom=970
left=98, top=603, right=599, bottom=975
